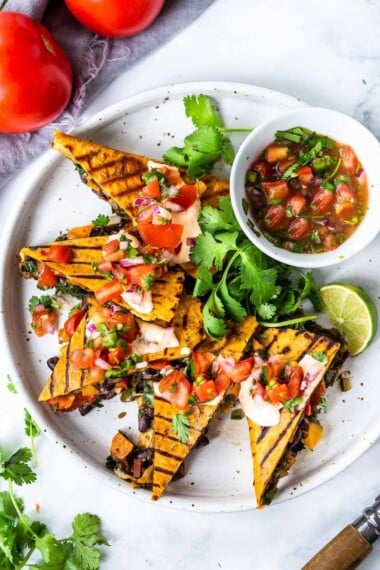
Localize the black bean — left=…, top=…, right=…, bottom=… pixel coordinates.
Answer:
left=195, top=435, right=209, bottom=449
left=138, top=412, right=152, bottom=433
left=47, top=356, right=59, bottom=371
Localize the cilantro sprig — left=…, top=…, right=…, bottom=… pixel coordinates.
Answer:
left=172, top=413, right=190, bottom=444
left=191, top=197, right=320, bottom=339
left=24, top=409, right=40, bottom=467
left=163, top=94, right=251, bottom=178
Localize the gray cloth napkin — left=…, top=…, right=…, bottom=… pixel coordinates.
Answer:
left=0, top=0, right=214, bottom=189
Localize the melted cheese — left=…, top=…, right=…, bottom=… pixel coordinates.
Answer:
left=170, top=199, right=201, bottom=264
left=132, top=321, right=179, bottom=355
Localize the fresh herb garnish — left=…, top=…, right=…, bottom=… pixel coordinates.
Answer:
left=55, top=278, right=87, bottom=299
left=282, top=397, right=303, bottom=411
left=92, top=213, right=110, bottom=227
left=6, top=374, right=17, bottom=394
left=190, top=197, right=318, bottom=338
left=24, top=409, right=40, bottom=467
left=312, top=351, right=328, bottom=364
left=320, top=396, right=328, bottom=413
left=172, top=413, right=190, bottom=444
left=142, top=169, right=167, bottom=186
left=28, top=295, right=60, bottom=314
left=163, top=94, right=251, bottom=178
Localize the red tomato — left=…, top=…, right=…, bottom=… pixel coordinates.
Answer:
left=297, top=166, right=313, bottom=185
left=102, top=239, right=120, bottom=255
left=142, top=178, right=161, bottom=199
left=193, top=380, right=218, bottom=403
left=169, top=185, right=198, bottom=210
left=267, top=355, right=286, bottom=380
left=253, top=161, right=270, bottom=179
left=266, top=383, right=290, bottom=404
left=336, top=183, right=357, bottom=205
left=32, top=306, right=56, bottom=337
left=310, top=188, right=335, bottom=215
left=45, top=245, right=74, bottom=264
left=192, top=351, right=214, bottom=378
left=228, top=358, right=255, bottom=383
left=124, top=264, right=162, bottom=291
left=287, top=217, right=311, bottom=241
left=107, top=345, right=125, bottom=366
left=95, top=280, right=124, bottom=305
left=287, top=194, right=306, bottom=216
left=64, top=0, right=165, bottom=38
left=64, top=310, right=86, bottom=338
left=158, top=370, right=192, bottom=410
left=0, top=12, right=72, bottom=134
left=262, top=180, right=289, bottom=201
left=70, top=348, right=95, bottom=369
left=37, top=262, right=58, bottom=288
left=215, top=371, right=231, bottom=394
left=109, top=312, right=137, bottom=342
left=138, top=221, right=183, bottom=248
left=340, top=145, right=359, bottom=174
left=264, top=205, right=287, bottom=230
left=287, top=365, right=304, bottom=398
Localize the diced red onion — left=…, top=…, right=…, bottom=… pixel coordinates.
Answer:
left=125, top=283, right=138, bottom=294
left=134, top=196, right=156, bottom=207
left=87, top=322, right=97, bottom=333
left=356, top=168, right=364, bottom=178
left=137, top=206, right=155, bottom=223
left=34, top=304, right=46, bottom=312
left=186, top=237, right=196, bottom=246
left=152, top=205, right=172, bottom=225
left=160, top=249, right=174, bottom=262
left=119, top=256, right=144, bottom=267
left=94, top=358, right=111, bottom=371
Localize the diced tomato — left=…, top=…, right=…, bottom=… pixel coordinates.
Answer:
left=264, top=205, right=287, bottom=230
left=193, top=380, right=218, bottom=403
left=287, top=193, right=306, bottom=216
left=266, top=383, right=290, bottom=404
left=215, top=370, right=231, bottom=394
left=297, top=166, right=313, bottom=185
left=287, top=365, right=304, bottom=398
left=45, top=245, right=74, bottom=264
left=340, top=145, right=359, bottom=174
left=192, top=351, right=214, bottom=378
left=277, top=158, right=296, bottom=174
left=267, top=355, right=287, bottom=380
left=304, top=402, right=312, bottom=416
left=67, top=224, right=93, bottom=239
left=253, top=160, right=270, bottom=179
left=147, top=359, right=170, bottom=370
left=63, top=310, right=85, bottom=338
left=97, top=260, right=113, bottom=273
left=103, top=250, right=125, bottom=262
left=137, top=221, right=183, bottom=248
left=109, top=311, right=137, bottom=342
left=169, top=184, right=197, bottom=210
left=287, top=217, right=311, bottom=241
left=95, top=280, right=124, bottom=305
left=32, top=306, right=56, bottom=337
left=124, top=264, right=162, bottom=291
left=142, top=178, right=161, bottom=199
left=37, top=262, right=58, bottom=288
left=107, top=345, right=125, bottom=366
left=88, top=366, right=106, bottom=383
left=323, top=234, right=337, bottom=251
left=160, top=164, right=182, bottom=186
left=70, top=347, right=95, bottom=369
left=262, top=180, right=289, bottom=201
left=158, top=370, right=192, bottom=410
left=102, top=239, right=120, bottom=256
left=310, top=188, right=335, bottom=215
left=228, top=357, right=254, bottom=383
left=336, top=183, right=357, bottom=205
left=265, top=145, right=289, bottom=163
left=48, top=394, right=77, bottom=412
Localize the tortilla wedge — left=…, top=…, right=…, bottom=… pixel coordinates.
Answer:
left=19, top=235, right=185, bottom=324
left=247, top=327, right=341, bottom=508
left=151, top=315, right=259, bottom=501
left=52, top=131, right=225, bottom=220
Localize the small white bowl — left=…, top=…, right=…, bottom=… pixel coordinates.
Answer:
left=230, top=107, right=380, bottom=268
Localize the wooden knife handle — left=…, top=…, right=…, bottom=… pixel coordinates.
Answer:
left=302, top=525, right=372, bottom=570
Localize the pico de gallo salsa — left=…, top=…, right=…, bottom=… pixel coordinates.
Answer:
left=245, top=126, right=368, bottom=253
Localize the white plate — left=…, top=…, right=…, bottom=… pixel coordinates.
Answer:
left=1, top=81, right=379, bottom=512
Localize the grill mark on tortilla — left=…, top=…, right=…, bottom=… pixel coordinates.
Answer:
left=153, top=465, right=178, bottom=476
left=256, top=426, right=270, bottom=443
left=154, top=449, right=189, bottom=462
left=154, top=412, right=203, bottom=434
left=154, top=430, right=194, bottom=444
left=260, top=413, right=300, bottom=468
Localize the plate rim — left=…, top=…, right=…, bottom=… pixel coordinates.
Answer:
left=1, top=80, right=377, bottom=513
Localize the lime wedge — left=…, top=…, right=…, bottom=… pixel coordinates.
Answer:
left=319, top=283, right=378, bottom=356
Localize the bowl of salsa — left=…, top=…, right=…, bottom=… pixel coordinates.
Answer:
left=230, top=107, right=380, bottom=268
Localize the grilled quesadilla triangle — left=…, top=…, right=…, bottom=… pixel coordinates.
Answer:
left=52, top=131, right=230, bottom=219
left=39, top=293, right=205, bottom=406
left=246, top=327, right=341, bottom=508
left=151, top=315, right=259, bottom=501
left=19, top=235, right=185, bottom=324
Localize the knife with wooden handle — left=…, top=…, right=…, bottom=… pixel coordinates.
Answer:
left=302, top=495, right=380, bottom=570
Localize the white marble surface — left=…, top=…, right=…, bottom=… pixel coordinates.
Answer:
left=1, top=0, right=380, bottom=568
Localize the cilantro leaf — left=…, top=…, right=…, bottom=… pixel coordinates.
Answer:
left=24, top=409, right=40, bottom=467
left=312, top=351, right=328, bottom=364
left=0, top=448, right=36, bottom=486
left=91, top=214, right=110, bottom=227
left=183, top=94, right=223, bottom=128
left=6, top=374, right=17, bottom=394
left=192, top=265, right=214, bottom=297
left=172, top=414, right=190, bottom=444
left=162, top=146, right=188, bottom=168
left=198, top=197, right=240, bottom=233
left=28, top=295, right=57, bottom=314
